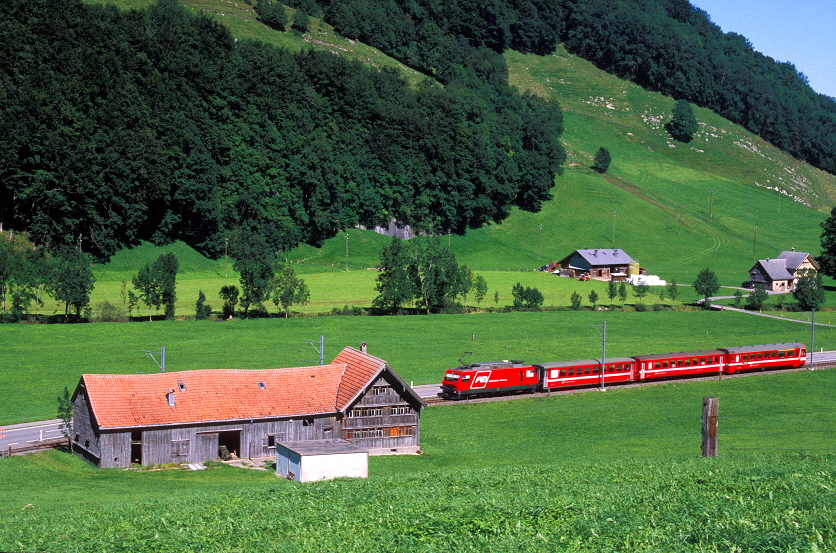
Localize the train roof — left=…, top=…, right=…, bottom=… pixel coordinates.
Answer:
left=535, top=358, right=634, bottom=369
left=631, top=349, right=724, bottom=361
left=449, top=360, right=528, bottom=371
left=719, top=343, right=805, bottom=354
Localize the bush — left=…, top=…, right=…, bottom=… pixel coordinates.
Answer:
left=634, top=303, right=647, bottom=312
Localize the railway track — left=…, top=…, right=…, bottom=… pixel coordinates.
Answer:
left=420, top=362, right=834, bottom=407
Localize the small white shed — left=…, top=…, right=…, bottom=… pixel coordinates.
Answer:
left=276, top=440, right=368, bottom=482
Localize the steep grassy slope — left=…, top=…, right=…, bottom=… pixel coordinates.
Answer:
left=82, top=0, right=836, bottom=289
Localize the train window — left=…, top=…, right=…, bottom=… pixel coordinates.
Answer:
left=661, top=361, right=668, bottom=368
left=568, top=369, right=575, bottom=376
left=677, top=360, right=684, bottom=367
left=684, top=359, right=690, bottom=367
left=444, top=374, right=460, bottom=382
left=584, top=368, right=591, bottom=375
left=560, top=369, right=567, bottom=377
left=526, top=369, right=535, bottom=378
left=592, top=367, right=599, bottom=374
left=462, top=375, right=471, bottom=382
left=771, top=352, right=777, bottom=359
left=756, top=353, right=762, bottom=360
left=778, top=351, right=785, bottom=358
left=699, top=358, right=705, bottom=365
left=654, top=362, right=661, bottom=369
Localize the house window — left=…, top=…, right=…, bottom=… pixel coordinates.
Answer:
left=372, top=386, right=388, bottom=395
left=390, top=406, right=409, bottom=415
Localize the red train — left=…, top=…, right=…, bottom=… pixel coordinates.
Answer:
left=440, top=343, right=807, bottom=399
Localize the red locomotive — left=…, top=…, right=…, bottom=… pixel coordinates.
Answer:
left=440, top=343, right=806, bottom=399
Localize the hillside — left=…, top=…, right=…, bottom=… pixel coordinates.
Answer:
left=68, top=0, right=836, bottom=287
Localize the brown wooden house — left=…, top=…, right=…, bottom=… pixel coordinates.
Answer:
left=71, top=346, right=425, bottom=468
left=555, top=249, right=641, bottom=281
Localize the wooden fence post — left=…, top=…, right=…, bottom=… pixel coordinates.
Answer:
left=702, top=396, right=719, bottom=457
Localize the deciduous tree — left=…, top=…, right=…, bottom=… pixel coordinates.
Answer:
left=692, top=268, right=719, bottom=308
left=746, top=284, right=769, bottom=311
left=793, top=270, right=826, bottom=311
left=272, top=264, right=310, bottom=317
left=49, top=246, right=96, bottom=321
left=819, top=206, right=836, bottom=278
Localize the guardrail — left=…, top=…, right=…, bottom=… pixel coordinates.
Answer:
left=0, top=437, right=67, bottom=458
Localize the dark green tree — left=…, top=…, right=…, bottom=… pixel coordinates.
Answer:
left=588, top=289, right=599, bottom=309
left=666, top=278, right=679, bottom=303
left=372, top=237, right=418, bottom=314
left=732, top=289, right=743, bottom=307
left=692, top=268, right=719, bottom=308
left=133, top=263, right=161, bottom=321
left=618, top=282, right=628, bottom=306
left=292, top=7, right=310, bottom=32
left=511, top=283, right=544, bottom=308
left=570, top=291, right=582, bottom=311
left=153, top=252, right=178, bottom=320
left=592, top=147, right=612, bottom=173
left=219, top=285, right=239, bottom=318
left=666, top=99, right=698, bottom=142
left=255, top=0, right=287, bottom=30
left=231, top=230, right=275, bottom=316
left=57, top=386, right=74, bottom=453
left=793, top=270, right=826, bottom=311
left=607, top=280, right=618, bottom=307
left=271, top=264, right=310, bottom=317
left=632, top=282, right=650, bottom=301
left=474, top=274, right=488, bottom=306
left=49, top=246, right=96, bottom=321
left=746, top=284, right=769, bottom=311
left=819, top=206, right=836, bottom=278
left=195, top=290, right=212, bottom=320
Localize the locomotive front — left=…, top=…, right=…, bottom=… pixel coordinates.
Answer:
left=441, top=360, right=539, bottom=399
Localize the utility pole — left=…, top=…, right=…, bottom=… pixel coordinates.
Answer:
left=753, top=227, right=758, bottom=260
left=142, top=346, right=166, bottom=372
left=590, top=321, right=607, bottom=391
left=305, top=336, right=325, bottom=366
left=810, top=309, right=815, bottom=370
left=612, top=212, right=617, bottom=246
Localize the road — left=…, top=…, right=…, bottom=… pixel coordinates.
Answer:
left=0, top=419, right=63, bottom=456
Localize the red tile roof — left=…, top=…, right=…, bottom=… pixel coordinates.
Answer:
left=80, top=346, right=393, bottom=429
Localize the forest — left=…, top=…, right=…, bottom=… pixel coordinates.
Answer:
left=0, top=0, right=565, bottom=261
left=3, top=0, right=836, bottom=264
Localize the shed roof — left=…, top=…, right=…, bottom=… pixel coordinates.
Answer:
left=277, top=439, right=366, bottom=456
left=77, top=346, right=419, bottom=430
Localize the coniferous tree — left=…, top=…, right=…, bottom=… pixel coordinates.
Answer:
left=666, top=99, right=699, bottom=142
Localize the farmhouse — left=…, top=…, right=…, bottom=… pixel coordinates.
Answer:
left=71, top=346, right=425, bottom=468
left=553, top=249, right=644, bottom=281
left=748, top=250, right=819, bottom=292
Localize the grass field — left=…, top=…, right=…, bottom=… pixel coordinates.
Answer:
left=3, top=310, right=834, bottom=426
left=2, top=368, right=836, bottom=551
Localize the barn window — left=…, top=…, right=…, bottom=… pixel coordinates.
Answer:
left=303, top=418, right=314, bottom=426
left=267, top=435, right=276, bottom=448
left=171, top=440, right=190, bottom=456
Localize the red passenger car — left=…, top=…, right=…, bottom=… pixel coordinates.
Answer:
left=441, top=360, right=539, bottom=399
left=720, top=343, right=806, bottom=373
left=632, top=350, right=725, bottom=381
left=537, top=358, right=635, bottom=390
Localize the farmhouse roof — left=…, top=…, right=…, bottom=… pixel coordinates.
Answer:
left=755, top=258, right=794, bottom=281
left=566, top=249, right=634, bottom=266
left=77, top=346, right=420, bottom=430
left=775, top=250, right=819, bottom=272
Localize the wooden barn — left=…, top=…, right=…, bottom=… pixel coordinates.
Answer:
left=71, top=346, right=425, bottom=468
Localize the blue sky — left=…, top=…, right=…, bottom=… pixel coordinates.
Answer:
left=690, top=0, right=836, bottom=98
